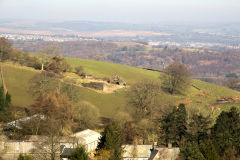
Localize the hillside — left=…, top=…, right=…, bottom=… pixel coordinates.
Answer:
left=1, top=58, right=240, bottom=119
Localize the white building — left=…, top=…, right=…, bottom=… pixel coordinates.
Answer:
left=122, top=144, right=180, bottom=160
left=70, top=129, right=101, bottom=152
left=0, top=129, right=101, bottom=160
left=122, top=145, right=153, bottom=160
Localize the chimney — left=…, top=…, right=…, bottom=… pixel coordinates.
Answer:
left=152, top=142, right=157, bottom=150
left=168, top=143, right=172, bottom=149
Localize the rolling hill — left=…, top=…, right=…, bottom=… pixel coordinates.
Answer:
left=1, top=58, right=240, bottom=119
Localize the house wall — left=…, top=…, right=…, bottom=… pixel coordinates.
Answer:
left=85, top=140, right=99, bottom=152
left=152, top=148, right=180, bottom=160
left=1, top=141, right=35, bottom=160
left=1, top=129, right=101, bottom=160
left=1, top=138, right=100, bottom=159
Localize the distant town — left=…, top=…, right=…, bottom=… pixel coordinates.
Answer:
left=0, top=33, right=97, bottom=42
left=1, top=32, right=240, bottom=50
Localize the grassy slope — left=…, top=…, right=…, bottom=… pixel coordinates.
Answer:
left=1, top=63, right=128, bottom=117
left=65, top=58, right=160, bottom=84
left=1, top=63, right=38, bottom=107
left=2, top=59, right=240, bottom=118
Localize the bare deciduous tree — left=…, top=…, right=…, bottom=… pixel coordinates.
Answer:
left=162, top=62, right=191, bottom=94
left=23, top=91, right=76, bottom=160
left=127, top=80, right=160, bottom=119
left=29, top=72, right=80, bottom=102
left=224, top=78, right=240, bottom=91
left=0, top=37, right=13, bottom=61
left=38, top=44, right=61, bottom=71
left=29, top=91, right=74, bottom=135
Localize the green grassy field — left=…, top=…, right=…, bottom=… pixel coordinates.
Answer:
left=1, top=63, right=129, bottom=117
left=2, top=59, right=240, bottom=118
left=65, top=58, right=160, bottom=84
left=1, top=63, right=38, bottom=107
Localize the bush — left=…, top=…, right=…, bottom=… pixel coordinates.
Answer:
left=75, top=66, right=85, bottom=77
left=74, top=101, right=100, bottom=129
left=18, top=154, right=33, bottom=160
left=70, top=146, right=88, bottom=160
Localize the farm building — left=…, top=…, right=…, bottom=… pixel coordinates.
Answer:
left=0, top=129, right=101, bottom=160
left=122, top=145, right=152, bottom=160
left=122, top=144, right=180, bottom=160
left=149, top=147, right=180, bottom=160
left=70, top=129, right=101, bottom=152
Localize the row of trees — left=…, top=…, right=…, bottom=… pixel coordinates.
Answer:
left=159, top=104, right=240, bottom=160
left=94, top=104, right=240, bottom=160
left=0, top=37, right=72, bottom=75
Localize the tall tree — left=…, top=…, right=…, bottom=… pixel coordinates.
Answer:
left=128, top=80, right=160, bottom=119
left=162, top=62, right=191, bottom=94
left=224, top=78, right=240, bottom=91
left=29, top=72, right=80, bottom=102
left=97, top=121, right=123, bottom=160
left=187, top=113, right=212, bottom=144
left=180, top=141, right=206, bottom=160
left=0, top=85, right=6, bottom=111
left=211, top=107, right=240, bottom=156
left=0, top=85, right=11, bottom=111
left=200, top=139, right=220, bottom=160
left=38, top=44, right=61, bottom=71
left=29, top=91, right=75, bottom=160
left=30, top=91, right=74, bottom=135
left=0, top=37, right=13, bottom=61
left=46, top=56, right=72, bottom=74
left=159, top=104, right=187, bottom=147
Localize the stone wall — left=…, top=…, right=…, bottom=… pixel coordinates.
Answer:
left=82, top=82, right=105, bottom=90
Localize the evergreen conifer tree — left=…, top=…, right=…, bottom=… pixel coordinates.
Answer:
left=180, top=141, right=206, bottom=160
left=70, top=146, right=88, bottom=160
left=0, top=86, right=6, bottom=111
left=188, top=114, right=211, bottom=144
left=97, top=121, right=123, bottom=160
left=159, top=104, right=187, bottom=147
left=200, top=139, right=220, bottom=160
left=212, top=107, right=240, bottom=156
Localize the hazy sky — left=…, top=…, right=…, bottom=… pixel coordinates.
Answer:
left=0, top=0, right=239, bottom=23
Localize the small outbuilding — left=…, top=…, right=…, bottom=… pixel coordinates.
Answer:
left=122, top=145, right=153, bottom=160
left=70, top=129, right=101, bottom=152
